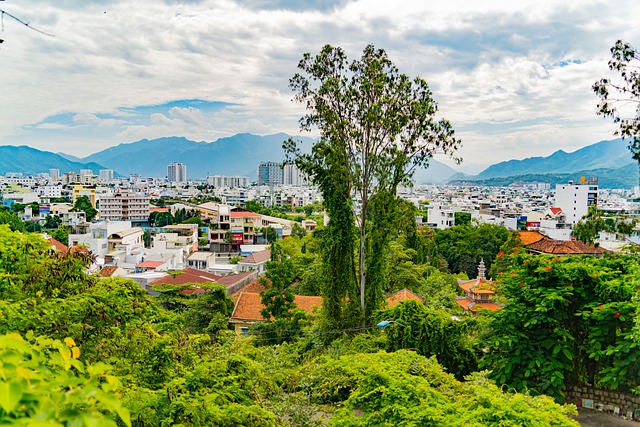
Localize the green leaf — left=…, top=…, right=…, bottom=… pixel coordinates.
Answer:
left=0, top=380, right=23, bottom=413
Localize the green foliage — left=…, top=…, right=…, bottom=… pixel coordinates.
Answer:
left=303, top=350, right=578, bottom=426
left=291, top=222, right=307, bottom=238
left=0, top=210, right=25, bottom=232
left=572, top=204, right=606, bottom=244
left=433, top=223, right=509, bottom=277
left=484, top=252, right=640, bottom=398
left=72, top=195, right=97, bottom=221
left=454, top=211, right=471, bottom=226
left=594, top=40, right=640, bottom=170
left=149, top=211, right=175, bottom=227
left=52, top=225, right=69, bottom=246
left=286, top=43, right=460, bottom=321
left=376, top=300, right=479, bottom=379
left=262, top=226, right=278, bottom=243
left=0, top=332, right=131, bottom=426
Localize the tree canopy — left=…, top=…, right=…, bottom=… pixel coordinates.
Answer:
left=285, top=44, right=460, bottom=320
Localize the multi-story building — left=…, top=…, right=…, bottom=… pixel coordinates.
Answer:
left=207, top=175, right=249, bottom=188
left=99, top=169, right=114, bottom=182
left=167, top=163, right=187, bottom=183
left=257, top=162, right=283, bottom=186
left=49, top=169, right=60, bottom=180
left=554, top=178, right=598, bottom=226
left=72, top=185, right=97, bottom=208
left=283, top=163, right=308, bottom=186
left=98, top=192, right=150, bottom=223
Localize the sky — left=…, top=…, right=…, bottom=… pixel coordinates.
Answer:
left=1, top=0, right=639, bottom=172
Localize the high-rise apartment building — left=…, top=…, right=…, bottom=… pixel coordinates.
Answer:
left=554, top=178, right=598, bottom=226
left=167, top=163, right=187, bottom=183
left=257, top=162, right=283, bottom=186
left=99, top=169, right=114, bottom=182
left=49, top=169, right=60, bottom=180
left=283, top=163, right=308, bottom=186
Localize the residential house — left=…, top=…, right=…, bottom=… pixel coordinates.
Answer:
left=238, top=249, right=271, bottom=275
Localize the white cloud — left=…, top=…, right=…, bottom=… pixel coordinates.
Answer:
left=0, top=0, right=638, bottom=165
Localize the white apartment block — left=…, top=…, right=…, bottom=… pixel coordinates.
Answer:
left=167, top=163, right=187, bottom=183
left=40, top=185, right=62, bottom=198
left=554, top=179, right=598, bottom=226
left=283, top=164, right=308, bottom=186
left=207, top=175, right=249, bottom=188
left=98, top=192, right=150, bottom=221
left=100, top=169, right=115, bottom=182
left=427, top=203, right=455, bottom=229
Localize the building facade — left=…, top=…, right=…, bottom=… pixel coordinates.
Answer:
left=257, top=162, right=283, bottom=186
left=167, top=163, right=187, bottom=183
left=554, top=178, right=598, bottom=226
left=98, top=192, right=150, bottom=221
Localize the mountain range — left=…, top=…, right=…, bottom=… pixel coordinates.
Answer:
left=0, top=135, right=637, bottom=188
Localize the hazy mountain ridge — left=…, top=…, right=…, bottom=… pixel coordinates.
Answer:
left=0, top=136, right=637, bottom=187
left=0, top=146, right=106, bottom=176
left=476, top=139, right=633, bottom=179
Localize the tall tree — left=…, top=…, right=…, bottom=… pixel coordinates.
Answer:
left=72, top=195, right=97, bottom=221
left=285, top=44, right=460, bottom=319
left=594, top=40, right=640, bottom=185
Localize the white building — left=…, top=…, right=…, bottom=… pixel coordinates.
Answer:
left=554, top=178, right=598, bottom=226
left=207, top=175, right=249, bottom=188
left=427, top=203, right=455, bottom=229
left=99, top=169, right=114, bottom=182
left=283, top=164, right=308, bottom=186
left=167, top=163, right=187, bottom=183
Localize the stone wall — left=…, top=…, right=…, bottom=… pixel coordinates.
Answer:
left=565, top=385, right=640, bottom=421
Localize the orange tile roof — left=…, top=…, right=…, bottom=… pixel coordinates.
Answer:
left=549, top=207, right=562, bottom=215
left=386, top=289, right=422, bottom=307
left=230, top=211, right=261, bottom=217
left=230, top=292, right=322, bottom=323
left=136, top=261, right=166, bottom=268
left=455, top=298, right=502, bottom=313
left=458, top=279, right=496, bottom=295
left=519, top=231, right=545, bottom=245
left=231, top=278, right=267, bottom=302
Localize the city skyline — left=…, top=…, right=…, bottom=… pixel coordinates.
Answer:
left=1, top=0, right=639, bottom=171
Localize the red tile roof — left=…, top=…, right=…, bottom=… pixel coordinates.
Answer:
left=521, top=232, right=605, bottom=255
left=48, top=237, right=68, bottom=253
left=549, top=207, right=563, bottom=215
left=386, top=289, right=422, bottom=307
left=150, top=268, right=221, bottom=286
left=99, top=266, right=118, bottom=277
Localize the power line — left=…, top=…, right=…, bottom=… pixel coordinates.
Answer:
left=0, top=8, right=55, bottom=37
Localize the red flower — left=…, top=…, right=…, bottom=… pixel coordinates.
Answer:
left=544, top=266, right=551, bottom=271
left=615, top=312, right=620, bottom=319
left=593, top=275, right=598, bottom=279
left=513, top=248, right=518, bottom=253
left=497, top=251, right=505, bottom=258
left=598, top=306, right=603, bottom=312
left=519, top=283, right=524, bottom=287
left=564, top=283, right=569, bottom=287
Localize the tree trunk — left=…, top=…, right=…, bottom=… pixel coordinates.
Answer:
left=359, top=219, right=366, bottom=318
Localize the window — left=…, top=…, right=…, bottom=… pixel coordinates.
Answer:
left=240, top=327, right=249, bottom=335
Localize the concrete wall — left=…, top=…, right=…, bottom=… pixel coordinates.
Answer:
left=565, top=385, right=640, bottom=420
